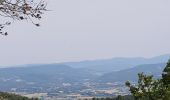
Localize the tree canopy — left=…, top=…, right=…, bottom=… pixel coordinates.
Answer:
left=0, top=92, right=38, bottom=100
left=125, top=60, right=170, bottom=100
left=162, top=60, right=170, bottom=86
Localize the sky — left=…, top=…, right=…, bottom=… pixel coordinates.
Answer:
left=0, top=0, right=170, bottom=66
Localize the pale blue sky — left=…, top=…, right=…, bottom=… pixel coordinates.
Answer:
left=0, top=0, right=170, bottom=66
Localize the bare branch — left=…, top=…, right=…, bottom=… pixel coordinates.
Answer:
left=0, top=0, right=47, bottom=35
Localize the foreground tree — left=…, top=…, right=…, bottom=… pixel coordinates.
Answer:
left=125, top=60, right=170, bottom=100
left=162, top=60, right=170, bottom=85
left=0, top=0, right=47, bottom=35
left=161, top=60, right=170, bottom=99
left=125, top=73, right=164, bottom=100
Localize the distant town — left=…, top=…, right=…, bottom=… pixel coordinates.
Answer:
left=11, top=81, right=129, bottom=100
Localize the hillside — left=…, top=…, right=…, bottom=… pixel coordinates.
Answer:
left=0, top=64, right=96, bottom=91
left=97, top=63, right=166, bottom=82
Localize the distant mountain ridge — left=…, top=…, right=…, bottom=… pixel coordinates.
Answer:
left=0, top=64, right=95, bottom=83
left=0, top=64, right=96, bottom=91
left=63, top=54, right=170, bottom=74
left=0, top=54, right=169, bottom=92
left=97, top=63, right=166, bottom=82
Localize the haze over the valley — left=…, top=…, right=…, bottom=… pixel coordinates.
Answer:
left=0, top=0, right=170, bottom=66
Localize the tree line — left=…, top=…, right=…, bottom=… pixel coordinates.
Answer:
left=0, top=92, right=38, bottom=100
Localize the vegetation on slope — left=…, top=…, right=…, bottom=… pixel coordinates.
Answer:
left=0, top=92, right=38, bottom=100
left=92, top=95, right=134, bottom=100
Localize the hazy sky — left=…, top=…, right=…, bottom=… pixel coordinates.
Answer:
left=0, top=0, right=170, bottom=66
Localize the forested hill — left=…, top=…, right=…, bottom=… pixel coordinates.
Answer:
left=97, top=63, right=166, bottom=82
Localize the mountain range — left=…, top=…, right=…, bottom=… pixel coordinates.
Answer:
left=63, top=54, right=170, bottom=74
left=97, top=63, right=166, bottom=82
left=0, top=54, right=169, bottom=91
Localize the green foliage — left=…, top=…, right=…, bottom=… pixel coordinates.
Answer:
left=92, top=95, right=134, bottom=100
left=0, top=92, right=38, bottom=100
left=125, top=60, right=170, bottom=100
left=125, top=73, right=163, bottom=100
left=162, top=60, right=170, bottom=85
left=161, top=60, right=170, bottom=100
